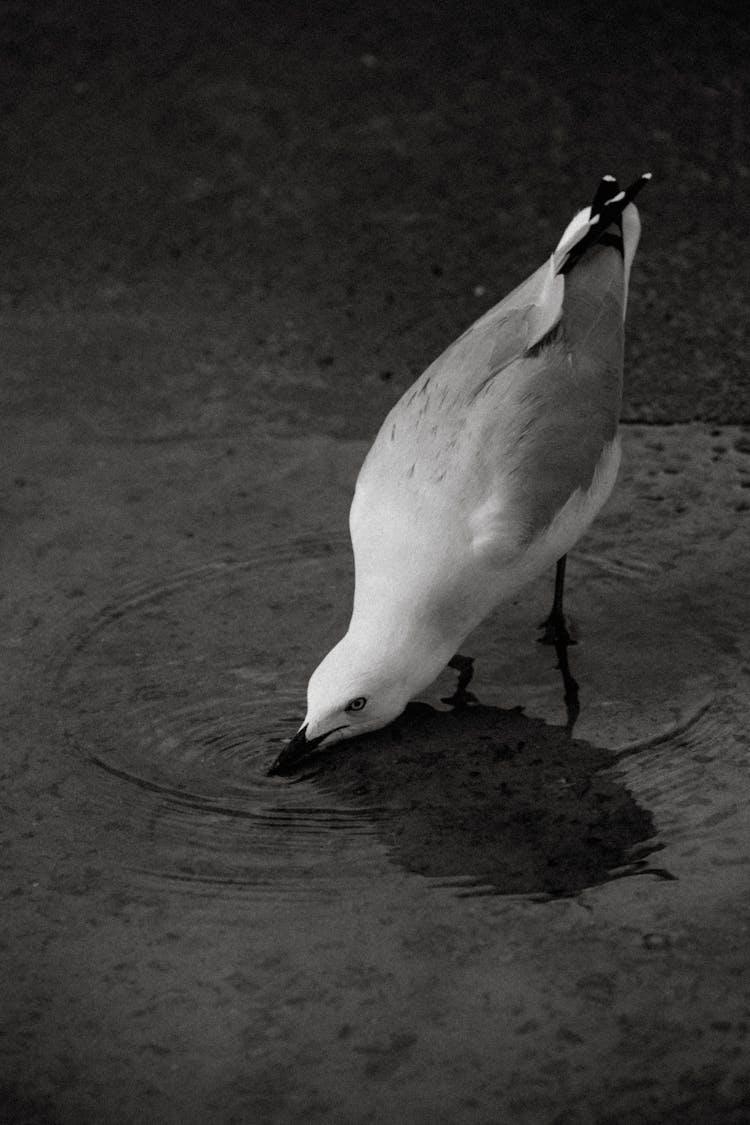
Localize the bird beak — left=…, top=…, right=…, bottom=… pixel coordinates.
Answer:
left=267, top=723, right=346, bottom=776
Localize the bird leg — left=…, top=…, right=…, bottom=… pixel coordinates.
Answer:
left=442, top=653, right=478, bottom=709
left=538, top=555, right=580, bottom=732
left=538, top=555, right=576, bottom=648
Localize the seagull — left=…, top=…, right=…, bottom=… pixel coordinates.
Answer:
left=269, top=173, right=650, bottom=775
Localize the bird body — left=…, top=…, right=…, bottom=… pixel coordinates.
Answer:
left=270, top=174, right=649, bottom=774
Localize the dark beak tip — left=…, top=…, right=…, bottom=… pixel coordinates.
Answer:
left=267, top=726, right=309, bottom=777
left=266, top=752, right=295, bottom=778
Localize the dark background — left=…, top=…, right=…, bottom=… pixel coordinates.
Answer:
left=2, top=0, right=749, bottom=440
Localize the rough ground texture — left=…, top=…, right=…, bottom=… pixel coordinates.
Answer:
left=2, top=2, right=750, bottom=1123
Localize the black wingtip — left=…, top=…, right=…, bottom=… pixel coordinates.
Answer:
left=560, top=172, right=652, bottom=275
left=588, top=174, right=621, bottom=216
left=621, top=171, right=652, bottom=205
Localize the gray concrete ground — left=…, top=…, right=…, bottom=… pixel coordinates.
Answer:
left=2, top=2, right=750, bottom=1123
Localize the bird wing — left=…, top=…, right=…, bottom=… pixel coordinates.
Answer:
left=351, top=176, right=646, bottom=582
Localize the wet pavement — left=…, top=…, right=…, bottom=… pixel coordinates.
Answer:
left=4, top=421, right=750, bottom=1123
left=3, top=3, right=750, bottom=1123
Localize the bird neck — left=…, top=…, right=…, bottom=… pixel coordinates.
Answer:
left=345, top=595, right=461, bottom=695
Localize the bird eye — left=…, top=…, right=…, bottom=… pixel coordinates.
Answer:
left=345, top=696, right=367, bottom=713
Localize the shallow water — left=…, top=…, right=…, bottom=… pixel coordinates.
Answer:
left=50, top=537, right=713, bottom=902
left=53, top=546, right=381, bottom=896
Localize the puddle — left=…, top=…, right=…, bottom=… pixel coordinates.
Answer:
left=53, top=543, right=665, bottom=898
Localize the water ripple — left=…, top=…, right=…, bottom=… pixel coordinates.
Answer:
left=51, top=539, right=667, bottom=899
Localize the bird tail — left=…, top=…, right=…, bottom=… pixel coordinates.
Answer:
left=523, top=173, right=650, bottom=349
left=553, top=172, right=651, bottom=277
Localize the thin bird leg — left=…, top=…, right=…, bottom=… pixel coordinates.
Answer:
left=538, top=555, right=580, bottom=731
left=538, top=555, right=576, bottom=647
left=441, top=653, right=478, bottom=709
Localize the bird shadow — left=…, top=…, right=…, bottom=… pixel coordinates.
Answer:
left=304, top=702, right=669, bottom=898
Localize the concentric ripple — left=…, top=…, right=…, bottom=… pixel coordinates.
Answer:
left=55, top=539, right=392, bottom=895
left=53, top=537, right=673, bottom=898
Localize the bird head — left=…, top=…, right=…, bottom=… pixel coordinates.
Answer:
left=268, top=631, right=440, bottom=775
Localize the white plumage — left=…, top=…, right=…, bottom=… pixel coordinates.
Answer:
left=270, top=173, right=649, bottom=774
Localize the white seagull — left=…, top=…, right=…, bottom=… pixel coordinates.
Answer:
left=270, top=173, right=650, bottom=775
